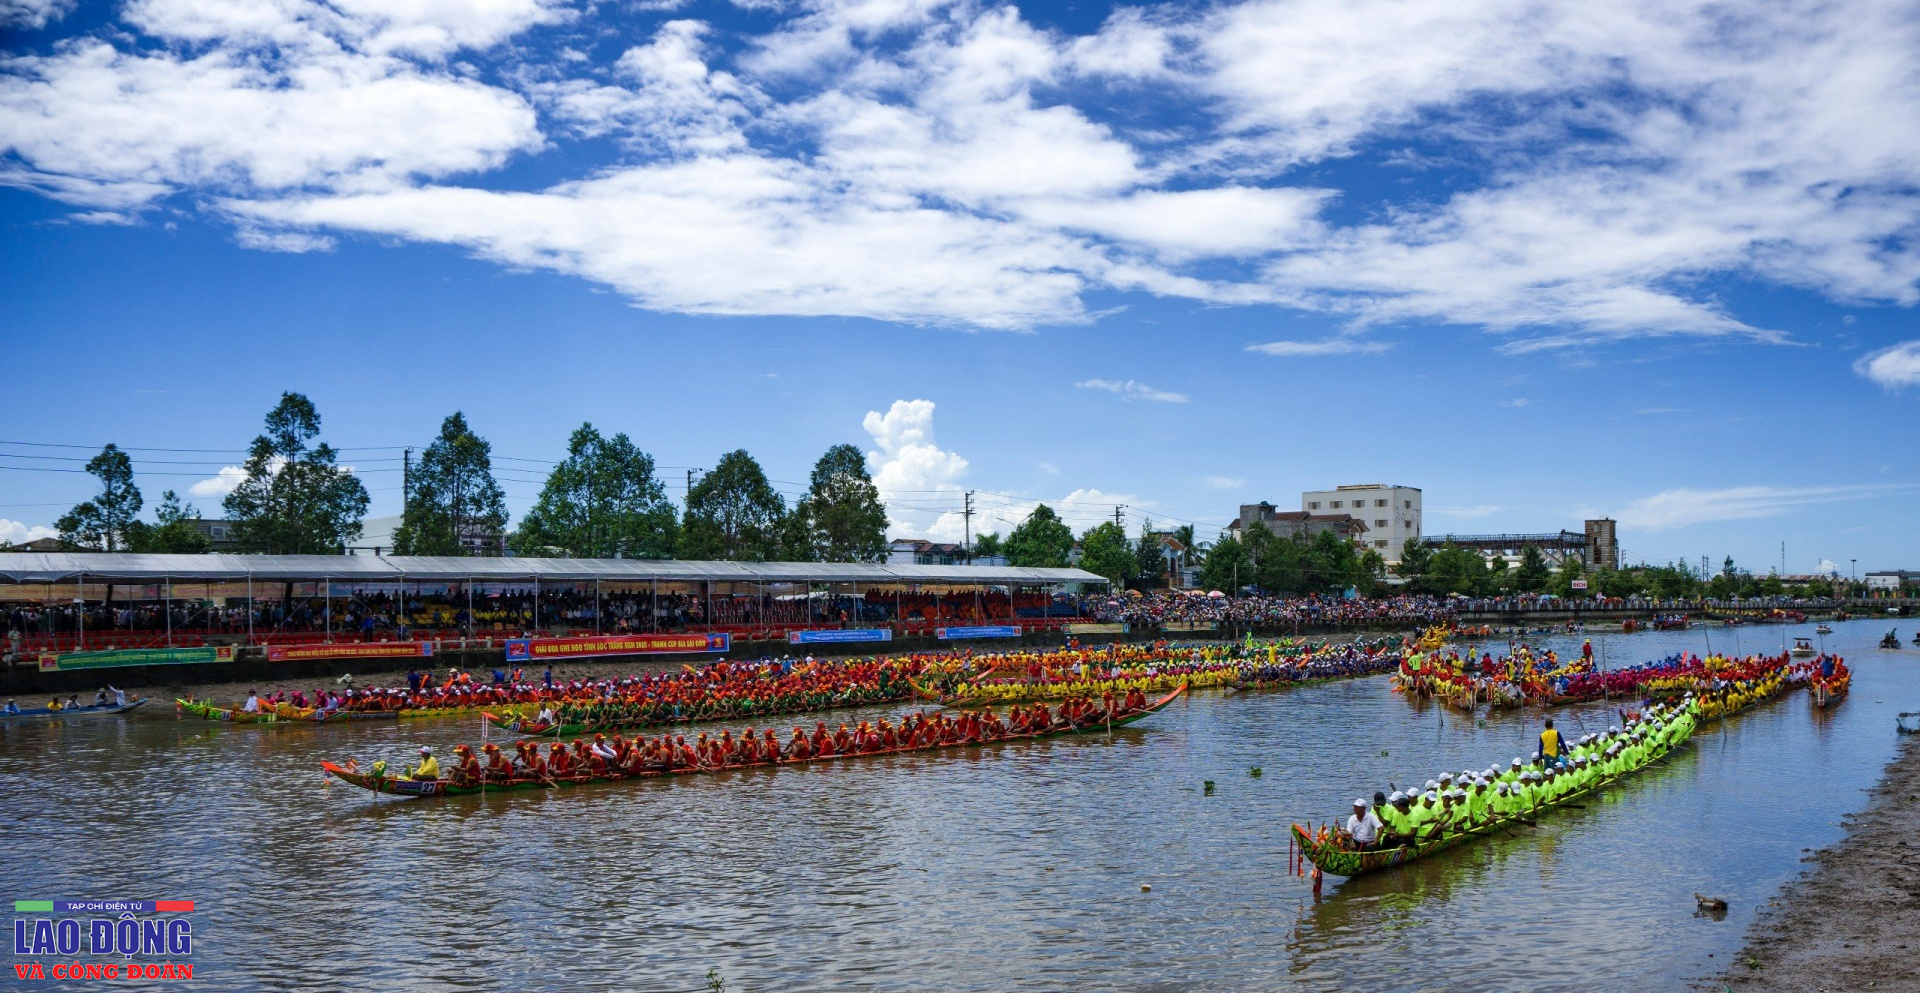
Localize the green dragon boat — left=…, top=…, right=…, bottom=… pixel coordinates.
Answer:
left=322, top=684, right=1187, bottom=799
left=1294, top=707, right=1694, bottom=878
left=176, top=698, right=396, bottom=724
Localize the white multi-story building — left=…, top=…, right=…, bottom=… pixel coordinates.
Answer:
left=1302, top=484, right=1422, bottom=563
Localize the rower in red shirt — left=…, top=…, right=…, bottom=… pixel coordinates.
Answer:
left=449, top=744, right=482, bottom=786
left=482, top=743, right=512, bottom=781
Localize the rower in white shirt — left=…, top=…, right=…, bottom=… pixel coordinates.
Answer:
left=1346, top=798, right=1383, bottom=850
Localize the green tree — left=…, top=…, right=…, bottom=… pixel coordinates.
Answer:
left=1485, top=554, right=1511, bottom=591
left=225, top=393, right=370, bottom=554
left=1258, top=531, right=1309, bottom=594
left=1641, top=563, right=1699, bottom=599
left=512, top=424, right=677, bottom=558
left=127, top=491, right=213, bottom=554
left=1426, top=542, right=1489, bottom=595
left=1394, top=538, right=1432, bottom=582
left=1134, top=530, right=1169, bottom=588
left=1170, top=524, right=1203, bottom=566
left=1079, top=521, right=1138, bottom=586
left=394, top=412, right=508, bottom=556
left=1595, top=567, right=1644, bottom=598
left=1547, top=553, right=1588, bottom=597
left=1356, top=547, right=1387, bottom=595
left=678, top=450, right=788, bottom=561
left=1003, top=504, right=1074, bottom=568
left=1240, top=522, right=1280, bottom=589
left=971, top=532, right=1003, bottom=560
left=56, top=444, right=142, bottom=551
left=794, top=444, right=888, bottom=563
left=1198, top=535, right=1251, bottom=592
left=1513, top=543, right=1549, bottom=592
left=1307, top=528, right=1360, bottom=593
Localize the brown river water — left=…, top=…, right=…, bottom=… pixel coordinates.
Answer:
left=3, top=620, right=1916, bottom=992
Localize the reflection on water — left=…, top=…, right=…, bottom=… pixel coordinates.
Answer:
left=1, top=623, right=1914, bottom=992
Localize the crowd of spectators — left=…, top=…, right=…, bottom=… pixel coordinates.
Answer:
left=1080, top=591, right=1457, bottom=630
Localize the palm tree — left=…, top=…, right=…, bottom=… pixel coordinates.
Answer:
left=1172, top=524, right=1208, bottom=566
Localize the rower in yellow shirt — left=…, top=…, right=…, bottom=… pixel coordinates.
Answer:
left=407, top=746, right=441, bottom=781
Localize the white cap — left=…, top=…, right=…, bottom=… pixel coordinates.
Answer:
left=1355, top=798, right=1369, bottom=807
left=1389, top=791, right=1407, bottom=802
left=1422, top=791, right=1438, bottom=802
left=1512, top=757, right=1524, bottom=766
left=1426, top=779, right=1440, bottom=791
left=419, top=746, right=432, bottom=754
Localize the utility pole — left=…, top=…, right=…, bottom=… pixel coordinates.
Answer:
left=963, top=491, right=974, bottom=562
left=1114, top=504, right=1126, bottom=529
left=401, top=447, right=412, bottom=552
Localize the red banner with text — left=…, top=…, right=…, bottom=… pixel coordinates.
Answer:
left=504, top=633, right=730, bottom=662
left=266, top=642, right=435, bottom=662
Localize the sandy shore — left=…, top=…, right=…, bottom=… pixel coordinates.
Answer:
left=1718, top=731, right=1920, bottom=992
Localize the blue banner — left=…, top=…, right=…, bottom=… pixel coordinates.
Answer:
left=935, top=625, right=1022, bottom=640
left=788, top=628, right=893, bottom=644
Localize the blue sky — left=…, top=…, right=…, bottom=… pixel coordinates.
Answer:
left=2, top=0, right=1918, bottom=572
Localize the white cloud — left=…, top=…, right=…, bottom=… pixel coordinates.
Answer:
left=1615, top=485, right=1900, bottom=531
left=1, top=0, right=71, bottom=29
left=1500, top=398, right=1530, bottom=408
left=1202, top=475, right=1244, bottom=490
left=973, top=486, right=1145, bottom=538
left=188, top=465, right=249, bottom=498
left=7, top=0, right=1920, bottom=340
left=863, top=399, right=969, bottom=538
left=67, top=210, right=137, bottom=225
left=235, top=227, right=335, bottom=253
left=0, top=7, right=544, bottom=211
left=860, top=399, right=1147, bottom=540
left=0, top=519, right=58, bottom=545
left=1816, top=558, right=1840, bottom=575
left=1854, top=341, right=1920, bottom=389
left=1074, top=378, right=1188, bottom=403
left=1246, top=338, right=1391, bottom=357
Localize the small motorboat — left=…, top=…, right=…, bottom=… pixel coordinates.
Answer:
left=1882, top=630, right=1904, bottom=649
left=1815, top=623, right=1833, bottom=635
left=1790, top=637, right=1815, bottom=658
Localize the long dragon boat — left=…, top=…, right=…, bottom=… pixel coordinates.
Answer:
left=1, top=698, right=147, bottom=721
left=931, top=669, right=1235, bottom=706
left=321, top=684, right=1187, bottom=799
left=175, top=698, right=397, bottom=724
left=1293, top=708, right=1694, bottom=878
left=481, top=686, right=908, bottom=737
left=1295, top=666, right=1792, bottom=880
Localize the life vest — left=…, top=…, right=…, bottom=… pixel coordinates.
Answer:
left=1540, top=727, right=1562, bottom=757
